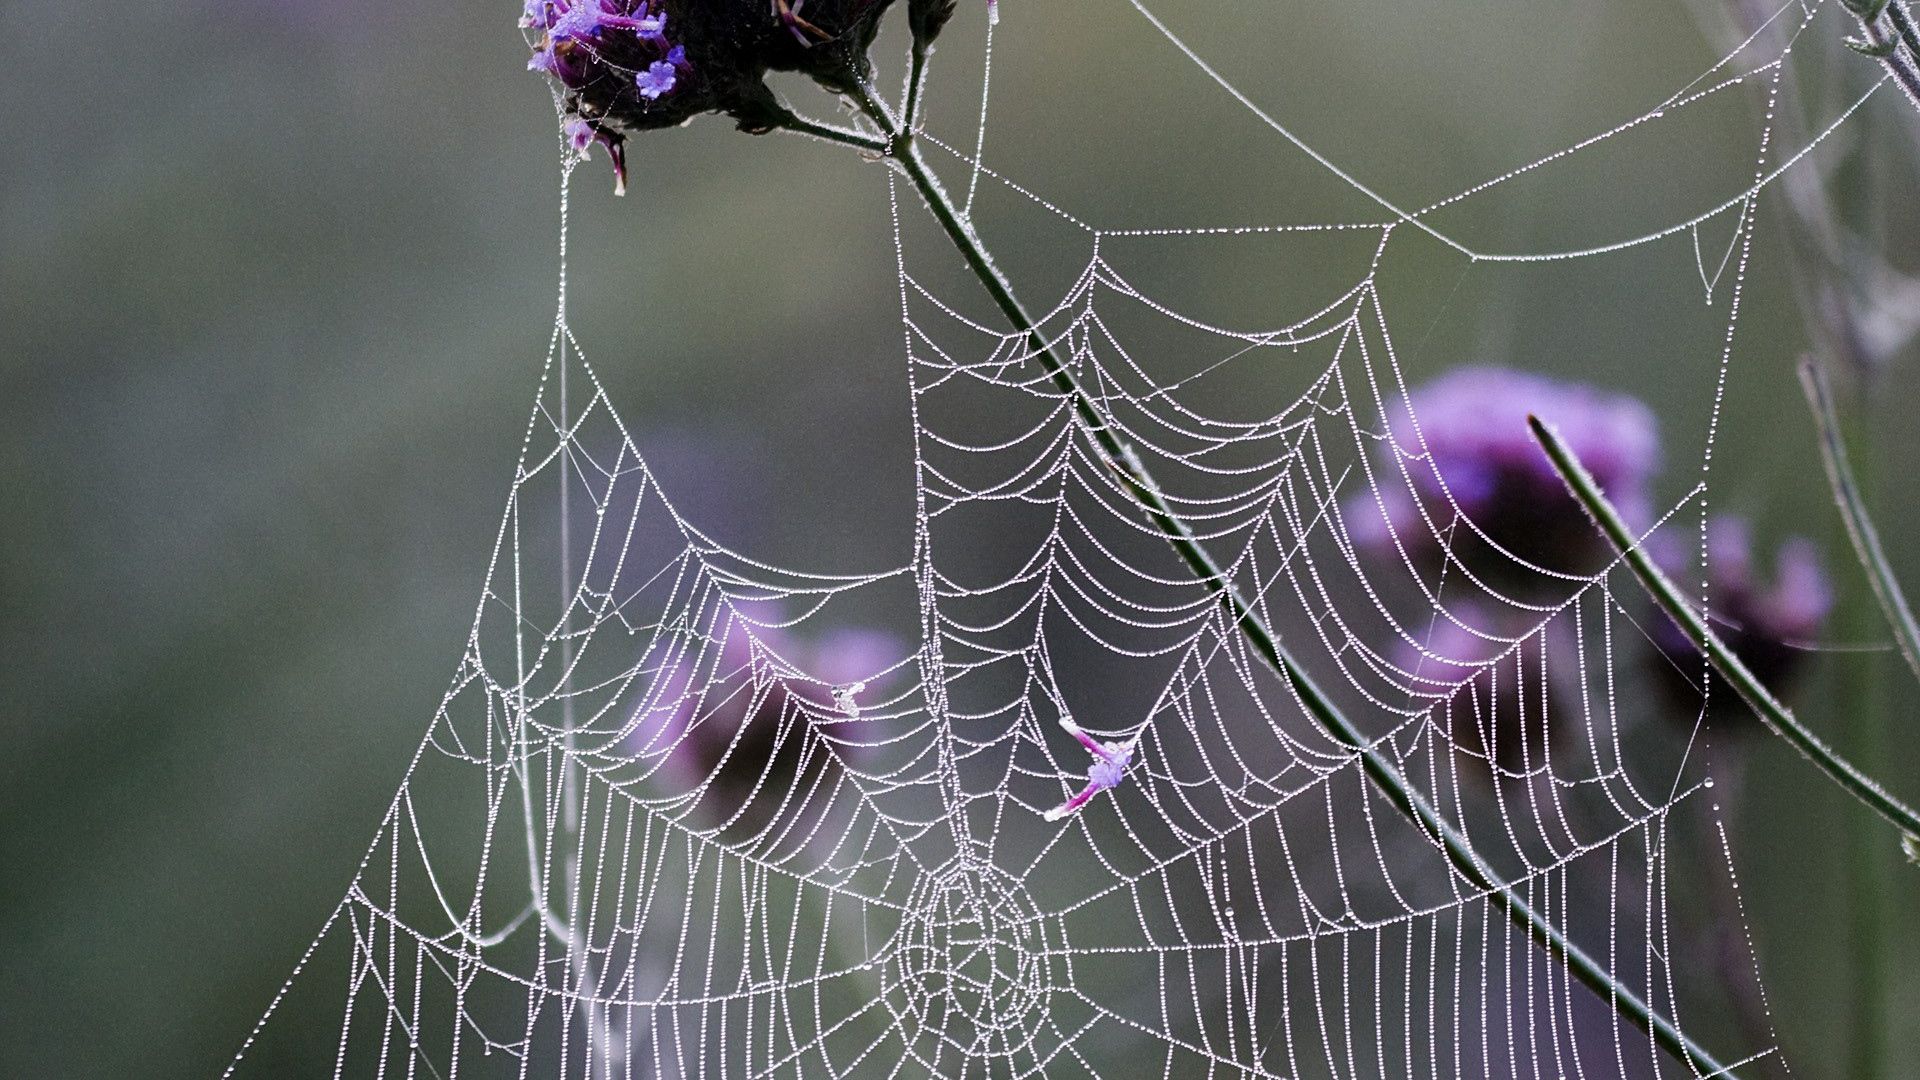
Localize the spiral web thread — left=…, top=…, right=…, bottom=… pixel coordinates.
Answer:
left=227, top=1, right=1885, bottom=1076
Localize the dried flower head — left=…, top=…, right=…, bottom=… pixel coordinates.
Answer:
left=1349, top=366, right=1659, bottom=581
left=1647, top=516, right=1832, bottom=727
left=1042, top=717, right=1136, bottom=821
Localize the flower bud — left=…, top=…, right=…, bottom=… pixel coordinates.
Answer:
left=910, top=0, right=959, bottom=46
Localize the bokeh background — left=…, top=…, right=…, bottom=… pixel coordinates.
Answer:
left=3, top=1, right=1918, bottom=1076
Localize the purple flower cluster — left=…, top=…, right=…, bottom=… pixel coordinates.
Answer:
left=1350, top=367, right=1659, bottom=578
left=1648, top=516, right=1832, bottom=725
left=523, top=0, right=694, bottom=191
left=524, top=0, right=690, bottom=97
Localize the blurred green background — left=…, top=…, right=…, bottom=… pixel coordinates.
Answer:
left=3, top=1, right=1918, bottom=1076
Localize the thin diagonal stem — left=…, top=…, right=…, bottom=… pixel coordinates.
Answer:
left=1532, top=414, right=1920, bottom=843
left=805, top=78, right=1741, bottom=1079
left=1800, top=357, right=1920, bottom=688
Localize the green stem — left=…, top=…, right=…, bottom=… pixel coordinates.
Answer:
left=904, top=38, right=933, bottom=132
left=1800, top=358, right=1920, bottom=689
left=1887, top=1, right=1920, bottom=68
left=1841, top=527, right=1890, bottom=1080
left=1844, top=0, right=1920, bottom=112
left=815, top=81, right=1740, bottom=1079
left=1824, top=380, right=1891, bottom=1080
left=771, top=109, right=890, bottom=155
left=1530, top=414, right=1920, bottom=845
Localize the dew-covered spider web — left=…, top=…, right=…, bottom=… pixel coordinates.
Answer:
left=228, top=1, right=1894, bottom=1076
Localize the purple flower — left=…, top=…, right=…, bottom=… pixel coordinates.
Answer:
left=806, top=626, right=907, bottom=699
left=527, top=41, right=563, bottom=75
left=519, top=0, right=553, bottom=29
left=558, top=116, right=628, bottom=194
left=550, top=0, right=653, bottom=42
left=525, top=0, right=693, bottom=191
left=1393, top=607, right=1507, bottom=688
left=635, top=6, right=668, bottom=42
left=636, top=60, right=678, bottom=100
left=1648, top=517, right=1832, bottom=726
left=1042, top=717, right=1135, bottom=821
left=1348, top=366, right=1659, bottom=579
left=1391, top=604, right=1564, bottom=783
left=562, top=116, right=596, bottom=154
left=624, top=602, right=906, bottom=826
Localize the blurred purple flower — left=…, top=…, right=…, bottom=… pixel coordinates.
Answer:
left=1392, top=604, right=1563, bottom=783
left=626, top=601, right=907, bottom=826
left=1349, top=367, right=1659, bottom=578
left=1648, top=517, right=1831, bottom=726
left=806, top=626, right=906, bottom=700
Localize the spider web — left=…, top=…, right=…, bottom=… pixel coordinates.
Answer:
left=226, top=1, right=1886, bottom=1076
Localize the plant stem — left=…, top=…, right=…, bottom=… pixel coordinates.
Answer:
left=817, top=82, right=1740, bottom=1079
left=1841, top=537, right=1890, bottom=1080
left=1800, top=358, right=1920, bottom=688
left=1890, top=0, right=1920, bottom=63
left=1824, top=380, right=1891, bottom=1080
left=1845, top=0, right=1920, bottom=113
left=1531, top=414, right=1920, bottom=844
left=904, top=37, right=933, bottom=132
left=772, top=109, right=890, bottom=154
